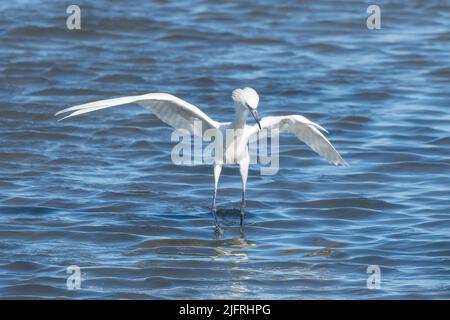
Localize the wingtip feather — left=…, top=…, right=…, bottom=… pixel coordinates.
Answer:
left=334, top=158, right=349, bottom=167
left=57, top=114, right=73, bottom=121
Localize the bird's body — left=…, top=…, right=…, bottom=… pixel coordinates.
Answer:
left=56, top=87, right=347, bottom=235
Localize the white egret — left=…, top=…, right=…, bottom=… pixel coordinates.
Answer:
left=56, top=87, right=347, bottom=235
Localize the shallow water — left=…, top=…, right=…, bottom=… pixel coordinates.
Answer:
left=0, top=0, right=449, bottom=299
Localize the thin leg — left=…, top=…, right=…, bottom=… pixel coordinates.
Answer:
left=239, top=159, right=249, bottom=227
left=212, top=164, right=223, bottom=235
left=240, top=189, right=246, bottom=226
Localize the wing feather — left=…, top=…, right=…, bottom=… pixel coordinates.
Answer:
left=56, top=93, right=220, bottom=137
left=248, top=115, right=347, bottom=166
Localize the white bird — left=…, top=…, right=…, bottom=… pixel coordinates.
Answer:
left=56, top=87, right=347, bottom=235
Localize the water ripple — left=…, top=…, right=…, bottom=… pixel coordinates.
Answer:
left=0, top=0, right=449, bottom=299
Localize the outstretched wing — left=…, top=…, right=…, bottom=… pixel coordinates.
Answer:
left=55, top=93, right=220, bottom=137
left=247, top=115, right=348, bottom=166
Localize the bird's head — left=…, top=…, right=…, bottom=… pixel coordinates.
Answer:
left=232, top=87, right=261, bottom=129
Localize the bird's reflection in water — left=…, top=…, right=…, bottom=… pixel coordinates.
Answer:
left=125, top=206, right=260, bottom=299
left=212, top=207, right=255, bottom=260
left=210, top=231, right=256, bottom=299
left=213, top=207, right=249, bottom=239
left=211, top=237, right=254, bottom=263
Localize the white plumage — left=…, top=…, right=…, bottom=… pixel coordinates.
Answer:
left=56, top=87, right=347, bottom=235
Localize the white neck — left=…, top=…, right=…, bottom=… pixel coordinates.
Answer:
left=231, top=104, right=248, bottom=129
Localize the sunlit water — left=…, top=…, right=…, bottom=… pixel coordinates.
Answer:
left=0, top=0, right=449, bottom=299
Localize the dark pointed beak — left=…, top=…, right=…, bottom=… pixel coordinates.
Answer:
left=247, top=104, right=261, bottom=130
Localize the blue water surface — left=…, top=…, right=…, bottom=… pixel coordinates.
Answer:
left=0, top=0, right=449, bottom=299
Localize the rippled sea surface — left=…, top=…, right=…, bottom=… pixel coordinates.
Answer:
left=1, top=0, right=449, bottom=299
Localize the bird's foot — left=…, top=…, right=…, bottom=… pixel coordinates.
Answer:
left=239, top=225, right=245, bottom=238
left=211, top=205, right=223, bottom=237
left=214, top=223, right=224, bottom=237
left=240, top=203, right=246, bottom=226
